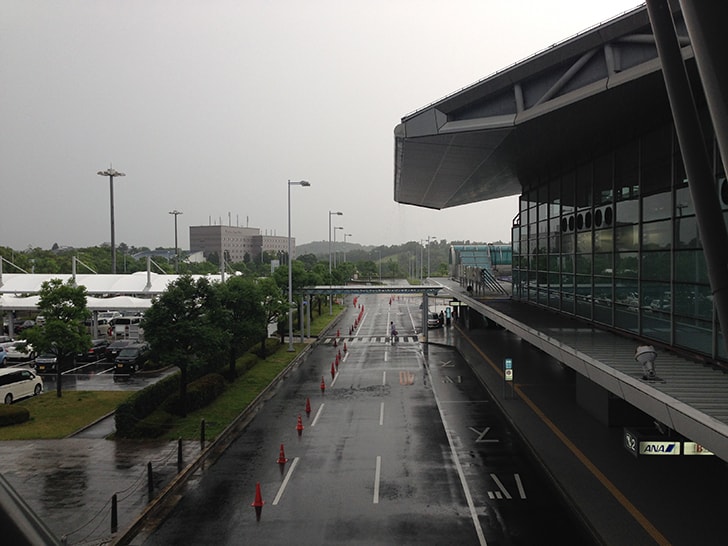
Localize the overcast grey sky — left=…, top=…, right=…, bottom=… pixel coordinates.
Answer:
left=1, top=0, right=642, bottom=251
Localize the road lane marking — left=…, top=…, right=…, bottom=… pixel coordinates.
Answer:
left=311, top=403, right=325, bottom=427
left=514, top=473, right=526, bottom=499
left=399, top=371, right=415, bottom=385
left=457, top=326, right=670, bottom=545
left=272, top=457, right=300, bottom=505
left=428, top=367, right=488, bottom=545
left=469, top=426, right=500, bottom=443
left=490, top=473, right=512, bottom=499
left=382, top=371, right=386, bottom=386
left=331, top=371, right=340, bottom=387
left=384, top=351, right=388, bottom=362
left=373, top=455, right=381, bottom=504
left=379, top=402, right=384, bottom=426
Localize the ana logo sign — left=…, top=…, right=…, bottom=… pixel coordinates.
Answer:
left=639, top=441, right=681, bottom=455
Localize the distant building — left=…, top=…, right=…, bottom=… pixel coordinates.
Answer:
left=189, top=225, right=296, bottom=263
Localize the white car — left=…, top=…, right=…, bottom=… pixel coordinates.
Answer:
left=5, top=341, right=35, bottom=362
left=0, top=368, right=43, bottom=404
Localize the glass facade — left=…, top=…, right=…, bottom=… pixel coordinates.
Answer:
left=512, top=119, right=728, bottom=362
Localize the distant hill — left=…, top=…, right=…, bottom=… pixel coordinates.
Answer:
left=297, top=240, right=372, bottom=258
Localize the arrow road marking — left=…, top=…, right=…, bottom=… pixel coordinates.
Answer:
left=490, top=473, right=512, bottom=499
left=469, top=427, right=500, bottom=443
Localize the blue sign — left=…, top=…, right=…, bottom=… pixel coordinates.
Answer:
left=505, top=358, right=512, bottom=369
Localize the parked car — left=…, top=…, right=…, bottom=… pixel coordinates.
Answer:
left=427, top=312, right=443, bottom=329
left=106, top=340, right=135, bottom=362
left=5, top=341, right=35, bottom=362
left=0, top=368, right=43, bottom=404
left=113, top=343, right=150, bottom=376
left=35, top=353, right=59, bottom=374
left=76, top=339, right=109, bottom=362
left=0, top=345, right=7, bottom=367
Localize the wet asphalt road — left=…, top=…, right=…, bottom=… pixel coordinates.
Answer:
left=141, top=293, right=595, bottom=545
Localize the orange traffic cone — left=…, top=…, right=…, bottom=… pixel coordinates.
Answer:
left=335, top=357, right=339, bottom=370
left=343, top=342, right=347, bottom=353
left=337, top=329, right=340, bottom=338
left=320, top=376, right=326, bottom=394
left=277, top=444, right=288, bottom=465
left=337, top=349, right=341, bottom=361
left=334, top=338, right=338, bottom=347
left=296, top=414, right=304, bottom=434
left=330, top=362, right=336, bottom=379
left=305, top=397, right=311, bottom=415
left=252, top=482, right=264, bottom=520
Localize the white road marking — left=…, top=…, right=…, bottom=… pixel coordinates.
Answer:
left=311, top=403, right=325, bottom=427
left=379, top=402, right=384, bottom=426
left=468, top=426, right=500, bottom=443
left=373, top=455, right=381, bottom=504
left=490, top=473, right=512, bottom=499
left=382, top=371, right=387, bottom=386
left=331, top=371, right=339, bottom=387
left=272, top=457, right=299, bottom=505
left=429, top=370, right=488, bottom=545
left=514, top=474, right=527, bottom=499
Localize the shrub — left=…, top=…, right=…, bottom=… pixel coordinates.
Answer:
left=0, top=405, right=31, bottom=426
left=164, top=373, right=226, bottom=416
left=115, top=372, right=180, bottom=437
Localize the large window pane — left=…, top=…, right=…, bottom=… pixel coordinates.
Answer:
left=576, top=254, right=592, bottom=275
left=594, top=153, right=614, bottom=205
left=615, top=252, right=638, bottom=277
left=643, top=191, right=672, bottom=222
left=675, top=318, right=713, bottom=356
left=674, top=250, right=708, bottom=284
left=577, top=231, right=592, bottom=253
left=615, top=140, right=639, bottom=201
left=616, top=225, right=638, bottom=251
left=594, top=228, right=613, bottom=252
left=673, top=283, right=713, bottom=320
left=641, top=126, right=672, bottom=195
left=642, top=281, right=671, bottom=314
left=641, top=251, right=671, bottom=281
left=616, top=199, right=639, bottom=224
left=642, top=220, right=672, bottom=250
left=594, top=253, right=613, bottom=276
left=676, top=216, right=701, bottom=249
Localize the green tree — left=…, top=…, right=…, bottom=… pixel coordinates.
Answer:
left=258, top=277, right=287, bottom=357
left=142, top=275, right=228, bottom=416
left=217, top=276, right=266, bottom=377
left=22, top=279, right=91, bottom=397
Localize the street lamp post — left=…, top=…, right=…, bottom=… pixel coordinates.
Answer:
left=288, top=180, right=311, bottom=352
left=333, top=226, right=343, bottom=268
left=328, top=210, right=343, bottom=314
left=343, top=233, right=352, bottom=262
left=427, top=235, right=437, bottom=280
left=169, top=209, right=182, bottom=273
left=97, top=166, right=125, bottom=274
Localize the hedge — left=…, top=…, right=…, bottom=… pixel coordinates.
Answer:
left=163, top=373, right=226, bottom=416
left=0, top=404, right=31, bottom=427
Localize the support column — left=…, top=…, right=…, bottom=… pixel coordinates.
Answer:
left=679, top=1, right=728, bottom=178
left=646, top=0, right=728, bottom=356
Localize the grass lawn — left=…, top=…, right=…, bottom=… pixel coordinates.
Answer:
left=156, top=343, right=303, bottom=441
left=0, top=303, right=345, bottom=442
left=0, top=390, right=131, bottom=440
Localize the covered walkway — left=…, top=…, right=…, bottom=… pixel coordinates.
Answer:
left=436, top=277, right=728, bottom=461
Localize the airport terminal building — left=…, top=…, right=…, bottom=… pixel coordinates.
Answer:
left=395, top=2, right=728, bottom=459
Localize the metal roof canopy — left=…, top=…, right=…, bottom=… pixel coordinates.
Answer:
left=393, top=5, right=691, bottom=210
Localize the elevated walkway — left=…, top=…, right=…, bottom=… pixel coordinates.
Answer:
left=435, top=278, right=728, bottom=462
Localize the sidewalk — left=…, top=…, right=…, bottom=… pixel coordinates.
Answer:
left=428, top=321, right=728, bottom=545
left=0, top=438, right=201, bottom=544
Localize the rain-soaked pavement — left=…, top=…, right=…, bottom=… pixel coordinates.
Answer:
left=4, top=288, right=728, bottom=545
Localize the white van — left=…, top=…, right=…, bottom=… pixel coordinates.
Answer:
left=0, top=368, right=43, bottom=404
left=112, top=316, right=142, bottom=338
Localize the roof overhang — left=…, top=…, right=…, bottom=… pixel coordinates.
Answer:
left=394, top=4, right=691, bottom=210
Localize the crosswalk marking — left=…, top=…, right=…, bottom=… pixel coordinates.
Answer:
left=322, top=336, right=419, bottom=345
